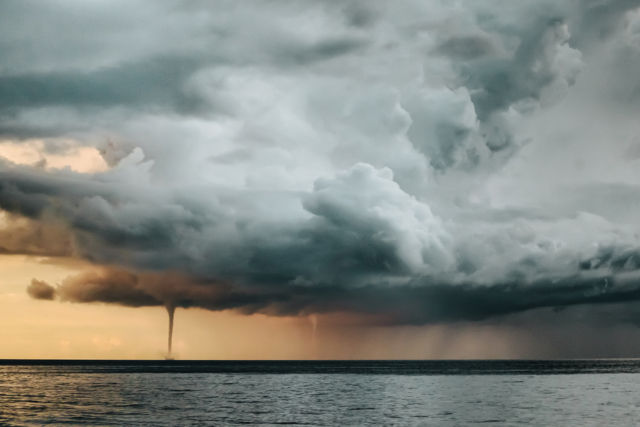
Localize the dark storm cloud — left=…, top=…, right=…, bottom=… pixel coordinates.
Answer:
left=1, top=162, right=450, bottom=284
left=0, top=56, right=206, bottom=115
left=281, top=37, right=369, bottom=65
left=27, top=264, right=640, bottom=326
left=2, top=0, right=640, bottom=326
left=303, top=274, right=640, bottom=325
left=8, top=158, right=640, bottom=324
left=436, top=34, right=499, bottom=60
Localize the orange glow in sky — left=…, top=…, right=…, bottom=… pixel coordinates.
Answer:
left=0, top=254, right=537, bottom=360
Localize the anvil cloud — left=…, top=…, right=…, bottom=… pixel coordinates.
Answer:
left=1, top=0, right=640, bottom=325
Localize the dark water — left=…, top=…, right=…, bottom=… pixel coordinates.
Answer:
left=2, top=360, right=640, bottom=426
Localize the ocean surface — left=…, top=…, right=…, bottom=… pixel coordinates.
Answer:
left=2, top=360, right=640, bottom=426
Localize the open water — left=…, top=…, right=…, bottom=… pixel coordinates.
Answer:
left=2, top=360, right=640, bottom=426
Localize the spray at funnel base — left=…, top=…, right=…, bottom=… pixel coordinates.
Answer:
left=166, top=305, right=175, bottom=360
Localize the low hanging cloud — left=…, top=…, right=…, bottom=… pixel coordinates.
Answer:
left=24, top=263, right=640, bottom=325
left=27, top=279, right=56, bottom=301
left=27, top=269, right=229, bottom=309
left=10, top=159, right=640, bottom=324
left=1, top=0, right=639, bottom=326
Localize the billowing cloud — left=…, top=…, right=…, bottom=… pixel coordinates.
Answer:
left=0, top=0, right=639, bottom=327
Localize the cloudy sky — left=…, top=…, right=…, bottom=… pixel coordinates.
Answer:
left=1, top=0, right=640, bottom=359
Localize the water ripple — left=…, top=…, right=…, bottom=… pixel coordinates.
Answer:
left=2, top=362, right=640, bottom=425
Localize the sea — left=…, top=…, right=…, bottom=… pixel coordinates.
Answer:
left=2, top=360, right=640, bottom=426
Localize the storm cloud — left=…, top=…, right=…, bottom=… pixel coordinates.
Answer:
left=1, top=0, right=639, bottom=326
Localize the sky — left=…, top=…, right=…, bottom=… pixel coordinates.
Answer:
left=1, top=0, right=640, bottom=359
